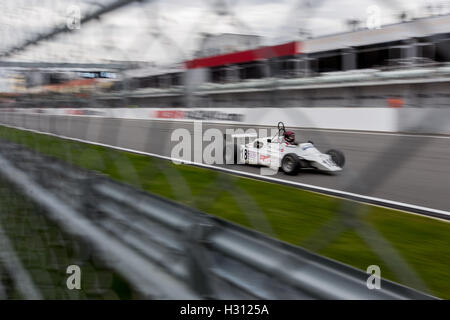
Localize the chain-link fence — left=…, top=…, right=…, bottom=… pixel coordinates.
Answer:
left=0, top=0, right=449, bottom=300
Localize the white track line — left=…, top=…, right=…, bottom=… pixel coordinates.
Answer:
left=1, top=122, right=449, bottom=221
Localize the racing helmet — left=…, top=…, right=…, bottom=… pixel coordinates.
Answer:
left=284, top=130, right=295, bottom=143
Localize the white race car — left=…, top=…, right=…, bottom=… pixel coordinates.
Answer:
left=224, top=122, right=345, bottom=175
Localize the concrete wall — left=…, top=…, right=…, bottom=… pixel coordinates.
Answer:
left=2, top=107, right=449, bottom=134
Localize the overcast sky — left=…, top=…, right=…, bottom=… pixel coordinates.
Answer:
left=1, top=0, right=449, bottom=65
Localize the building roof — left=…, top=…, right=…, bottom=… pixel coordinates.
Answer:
left=302, top=14, right=450, bottom=53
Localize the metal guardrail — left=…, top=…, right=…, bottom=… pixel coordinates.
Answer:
left=0, top=141, right=436, bottom=299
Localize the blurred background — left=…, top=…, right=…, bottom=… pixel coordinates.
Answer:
left=0, top=0, right=449, bottom=300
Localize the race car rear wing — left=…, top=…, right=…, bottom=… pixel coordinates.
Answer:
left=226, top=133, right=257, bottom=139
left=223, top=132, right=258, bottom=144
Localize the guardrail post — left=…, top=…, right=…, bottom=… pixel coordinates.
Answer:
left=82, top=174, right=106, bottom=221
left=183, top=219, right=215, bottom=299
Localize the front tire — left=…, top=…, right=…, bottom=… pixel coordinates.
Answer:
left=326, top=149, right=345, bottom=168
left=281, top=153, right=301, bottom=175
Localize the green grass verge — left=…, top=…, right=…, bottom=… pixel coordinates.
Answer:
left=0, top=176, right=137, bottom=299
left=0, top=125, right=449, bottom=299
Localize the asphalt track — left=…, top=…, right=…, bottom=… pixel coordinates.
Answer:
left=1, top=112, right=449, bottom=212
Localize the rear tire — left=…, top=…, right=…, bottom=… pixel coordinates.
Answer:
left=281, top=153, right=301, bottom=175
left=223, top=143, right=237, bottom=164
left=326, top=149, right=345, bottom=168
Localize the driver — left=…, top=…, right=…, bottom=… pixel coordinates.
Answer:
left=283, top=131, right=297, bottom=145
